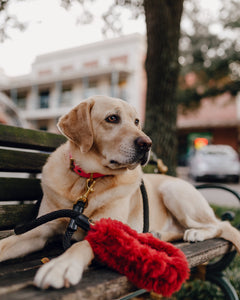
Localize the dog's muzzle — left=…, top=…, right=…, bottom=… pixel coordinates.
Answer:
left=109, top=136, right=152, bottom=169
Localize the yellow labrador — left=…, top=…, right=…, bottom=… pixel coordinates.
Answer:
left=0, top=95, right=240, bottom=289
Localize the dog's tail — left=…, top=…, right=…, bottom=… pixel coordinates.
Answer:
left=219, top=221, right=240, bottom=253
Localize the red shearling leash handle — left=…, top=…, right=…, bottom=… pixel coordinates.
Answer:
left=85, top=218, right=189, bottom=297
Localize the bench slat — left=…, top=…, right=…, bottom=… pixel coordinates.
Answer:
left=179, top=238, right=234, bottom=267
left=0, top=263, right=136, bottom=300
left=0, top=149, right=49, bottom=173
left=0, top=124, right=66, bottom=152
left=0, top=204, right=37, bottom=230
left=0, top=178, right=42, bottom=202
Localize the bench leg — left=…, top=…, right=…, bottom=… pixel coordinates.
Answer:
left=206, top=251, right=239, bottom=300
left=194, top=184, right=240, bottom=299
left=189, top=251, right=239, bottom=300
left=206, top=273, right=239, bottom=300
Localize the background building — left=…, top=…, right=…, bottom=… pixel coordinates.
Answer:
left=0, top=33, right=146, bottom=132
left=1, top=32, right=239, bottom=164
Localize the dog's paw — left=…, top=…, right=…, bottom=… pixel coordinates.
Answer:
left=34, top=255, right=84, bottom=289
left=183, top=229, right=205, bottom=242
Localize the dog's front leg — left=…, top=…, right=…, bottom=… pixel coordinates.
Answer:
left=34, top=240, right=94, bottom=289
left=0, top=224, right=53, bottom=262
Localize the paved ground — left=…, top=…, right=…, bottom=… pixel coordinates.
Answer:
left=177, top=167, right=240, bottom=208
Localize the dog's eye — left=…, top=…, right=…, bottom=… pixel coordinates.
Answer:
left=105, top=115, right=120, bottom=124
left=135, top=119, right=140, bottom=126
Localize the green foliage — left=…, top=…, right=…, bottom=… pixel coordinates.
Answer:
left=142, top=151, right=160, bottom=174
left=174, top=253, right=240, bottom=300
left=174, top=280, right=225, bottom=300
left=212, top=204, right=240, bottom=227
left=178, top=0, right=240, bottom=109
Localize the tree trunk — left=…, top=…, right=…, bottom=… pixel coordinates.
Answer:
left=143, top=0, right=184, bottom=176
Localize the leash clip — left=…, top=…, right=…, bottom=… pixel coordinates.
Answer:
left=75, top=176, right=96, bottom=207
left=67, top=200, right=91, bottom=232
left=69, top=176, right=96, bottom=233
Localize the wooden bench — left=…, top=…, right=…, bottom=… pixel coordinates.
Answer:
left=0, top=124, right=239, bottom=300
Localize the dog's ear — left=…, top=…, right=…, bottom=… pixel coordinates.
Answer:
left=57, top=99, right=94, bottom=153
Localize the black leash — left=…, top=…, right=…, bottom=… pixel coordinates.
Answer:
left=62, top=200, right=88, bottom=250
left=14, top=179, right=150, bottom=249
left=15, top=208, right=90, bottom=235
left=140, top=179, right=149, bottom=233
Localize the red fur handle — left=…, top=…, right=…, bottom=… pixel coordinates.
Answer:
left=85, top=218, right=189, bottom=297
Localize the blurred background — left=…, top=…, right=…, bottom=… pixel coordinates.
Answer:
left=0, top=0, right=239, bottom=182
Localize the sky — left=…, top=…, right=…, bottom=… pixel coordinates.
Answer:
left=0, top=0, right=221, bottom=77
left=0, top=0, right=146, bottom=76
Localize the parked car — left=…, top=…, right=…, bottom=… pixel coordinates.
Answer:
left=188, top=145, right=240, bottom=183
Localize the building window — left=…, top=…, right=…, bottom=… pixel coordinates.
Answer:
left=59, top=86, right=72, bottom=107
left=37, top=120, right=48, bottom=131
left=118, top=77, right=127, bottom=100
left=12, top=91, right=27, bottom=110
left=17, top=91, right=27, bottom=109
left=110, top=73, right=128, bottom=99
left=84, top=80, right=98, bottom=98
left=39, top=125, right=48, bottom=131
left=39, top=90, right=50, bottom=109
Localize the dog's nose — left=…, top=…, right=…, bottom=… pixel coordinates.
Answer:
left=135, top=136, right=152, bottom=152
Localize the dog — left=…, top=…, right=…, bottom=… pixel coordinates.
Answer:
left=0, top=95, right=240, bottom=289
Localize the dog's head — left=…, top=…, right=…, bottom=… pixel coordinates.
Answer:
left=57, top=96, right=152, bottom=172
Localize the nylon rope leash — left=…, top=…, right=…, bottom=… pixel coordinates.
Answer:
left=15, top=179, right=149, bottom=250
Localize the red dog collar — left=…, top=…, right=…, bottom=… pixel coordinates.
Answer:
left=69, top=156, right=105, bottom=179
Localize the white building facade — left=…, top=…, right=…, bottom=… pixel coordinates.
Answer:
left=0, top=34, right=146, bottom=132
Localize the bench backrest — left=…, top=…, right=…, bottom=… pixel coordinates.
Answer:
left=0, top=124, right=66, bottom=230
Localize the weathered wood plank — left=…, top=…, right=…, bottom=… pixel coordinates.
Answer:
left=0, top=238, right=134, bottom=300
left=178, top=238, right=233, bottom=267
left=0, top=204, right=37, bottom=230
left=0, top=178, right=42, bottom=202
left=0, top=149, right=49, bottom=173
left=0, top=265, right=136, bottom=300
left=0, top=124, right=66, bottom=152
left=0, top=239, right=63, bottom=277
